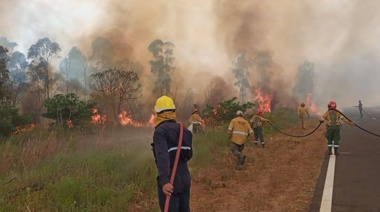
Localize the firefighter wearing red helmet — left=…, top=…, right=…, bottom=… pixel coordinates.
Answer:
left=188, top=109, right=202, bottom=134
left=250, top=109, right=271, bottom=148
left=320, top=101, right=355, bottom=155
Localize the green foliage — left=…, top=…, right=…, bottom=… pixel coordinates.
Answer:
left=43, top=93, right=95, bottom=127
left=0, top=104, right=31, bottom=138
left=201, top=97, right=255, bottom=126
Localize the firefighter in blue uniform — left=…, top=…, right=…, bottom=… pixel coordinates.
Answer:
left=151, top=95, right=193, bottom=212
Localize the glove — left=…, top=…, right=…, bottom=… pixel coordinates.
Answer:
left=319, top=119, right=324, bottom=123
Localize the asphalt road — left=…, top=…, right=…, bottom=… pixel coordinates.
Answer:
left=310, top=107, right=380, bottom=212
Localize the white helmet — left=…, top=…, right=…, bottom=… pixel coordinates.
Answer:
left=236, top=110, right=243, bottom=116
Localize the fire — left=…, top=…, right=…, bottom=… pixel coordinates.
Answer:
left=91, top=108, right=106, bottom=125
left=305, top=93, right=318, bottom=114
left=14, top=123, right=35, bottom=134
left=254, top=88, right=273, bottom=112
left=67, top=120, right=73, bottom=128
left=118, top=110, right=143, bottom=127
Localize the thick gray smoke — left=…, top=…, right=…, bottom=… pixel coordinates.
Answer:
left=1, top=0, right=380, bottom=111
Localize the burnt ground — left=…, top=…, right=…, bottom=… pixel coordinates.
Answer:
left=310, top=107, right=380, bottom=212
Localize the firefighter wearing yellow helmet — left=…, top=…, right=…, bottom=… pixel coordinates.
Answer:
left=151, top=95, right=193, bottom=211
left=227, top=110, right=254, bottom=169
left=297, top=102, right=310, bottom=129
left=188, top=109, right=202, bottom=134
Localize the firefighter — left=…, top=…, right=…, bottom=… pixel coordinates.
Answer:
left=227, top=110, right=254, bottom=169
left=151, top=95, right=193, bottom=211
left=358, top=100, right=363, bottom=118
left=188, top=109, right=202, bottom=134
left=250, top=109, right=271, bottom=148
left=319, top=101, right=355, bottom=155
left=297, top=102, right=310, bottom=129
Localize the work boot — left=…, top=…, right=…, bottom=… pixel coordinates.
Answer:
left=334, top=147, right=339, bottom=155
left=328, top=148, right=332, bottom=155
left=239, top=155, right=247, bottom=165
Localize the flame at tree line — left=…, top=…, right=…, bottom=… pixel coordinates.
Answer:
left=254, top=88, right=273, bottom=113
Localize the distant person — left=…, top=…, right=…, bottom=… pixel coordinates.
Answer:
left=297, top=102, right=310, bottom=129
left=358, top=100, right=363, bottom=118
left=151, top=95, right=193, bottom=211
left=250, top=109, right=271, bottom=148
left=319, top=101, right=355, bottom=155
left=227, top=110, right=254, bottom=170
left=188, top=109, right=202, bottom=134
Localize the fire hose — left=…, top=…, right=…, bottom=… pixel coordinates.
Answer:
left=268, top=121, right=323, bottom=138
left=332, top=109, right=380, bottom=138
left=164, top=122, right=184, bottom=212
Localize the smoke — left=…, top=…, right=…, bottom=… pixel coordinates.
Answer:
left=1, top=0, right=380, bottom=112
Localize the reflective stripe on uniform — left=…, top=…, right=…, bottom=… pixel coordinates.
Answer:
left=232, top=131, right=248, bottom=136
left=191, top=122, right=201, bottom=124
left=333, top=144, right=339, bottom=147
left=168, top=146, right=191, bottom=152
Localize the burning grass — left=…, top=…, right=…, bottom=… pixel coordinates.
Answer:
left=0, top=108, right=326, bottom=211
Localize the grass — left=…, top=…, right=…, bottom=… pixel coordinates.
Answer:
left=0, top=108, right=323, bottom=211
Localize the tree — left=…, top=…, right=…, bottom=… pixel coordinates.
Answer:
left=293, top=61, right=314, bottom=100
left=7, top=51, right=29, bottom=107
left=148, top=39, right=175, bottom=96
left=253, top=51, right=273, bottom=89
left=59, top=47, right=88, bottom=94
left=0, top=37, right=17, bottom=52
left=0, top=104, right=32, bottom=138
left=43, top=93, right=94, bottom=128
left=90, top=68, right=142, bottom=121
left=89, top=37, right=115, bottom=70
left=27, top=37, right=61, bottom=101
left=0, top=46, right=10, bottom=101
left=201, top=97, right=255, bottom=126
left=232, top=49, right=251, bottom=103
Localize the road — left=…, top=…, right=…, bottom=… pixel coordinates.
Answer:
left=310, top=107, right=380, bottom=212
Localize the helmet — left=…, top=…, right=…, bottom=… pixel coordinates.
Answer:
left=154, top=95, right=175, bottom=113
left=328, top=101, right=336, bottom=109
left=236, top=110, right=243, bottom=116
left=256, top=109, right=263, bottom=115
left=192, top=109, right=199, bottom=114
left=301, top=103, right=305, bottom=107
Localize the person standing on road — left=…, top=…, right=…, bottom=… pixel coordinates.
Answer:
left=358, top=100, right=363, bottom=118
left=250, top=109, right=271, bottom=148
left=297, top=102, right=310, bottom=129
left=151, top=95, right=193, bottom=212
left=227, top=110, right=254, bottom=170
left=319, top=101, right=355, bottom=155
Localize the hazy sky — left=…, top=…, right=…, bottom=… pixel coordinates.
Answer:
left=1, top=0, right=380, bottom=110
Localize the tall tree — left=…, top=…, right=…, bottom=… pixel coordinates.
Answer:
left=7, top=51, right=29, bottom=107
left=90, top=68, right=142, bottom=121
left=0, top=37, right=17, bottom=52
left=232, top=49, right=251, bottom=103
left=59, top=47, right=88, bottom=94
left=253, top=51, right=273, bottom=89
left=293, top=61, right=314, bottom=100
left=27, top=37, right=61, bottom=102
left=148, top=39, right=175, bottom=96
left=0, top=46, right=10, bottom=102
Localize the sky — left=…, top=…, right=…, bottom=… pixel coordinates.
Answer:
left=1, top=0, right=380, bottom=111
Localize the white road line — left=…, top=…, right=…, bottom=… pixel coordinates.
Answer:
left=320, top=155, right=336, bottom=212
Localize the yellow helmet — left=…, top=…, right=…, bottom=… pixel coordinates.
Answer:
left=154, top=95, right=175, bottom=113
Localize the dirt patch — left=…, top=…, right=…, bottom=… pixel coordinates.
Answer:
left=190, top=118, right=326, bottom=212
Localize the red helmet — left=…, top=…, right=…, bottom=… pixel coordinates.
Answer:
left=328, top=101, right=337, bottom=109
left=192, top=109, right=198, bottom=114
left=256, top=109, right=263, bottom=115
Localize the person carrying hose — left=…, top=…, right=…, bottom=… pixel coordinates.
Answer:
left=319, top=101, right=355, bottom=155
left=250, top=109, right=271, bottom=148
left=151, top=95, right=193, bottom=212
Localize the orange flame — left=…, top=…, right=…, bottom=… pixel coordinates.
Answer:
left=91, top=109, right=106, bottom=125
left=254, top=88, right=272, bottom=112
left=118, top=110, right=143, bottom=127
left=14, top=123, right=35, bottom=134
left=305, top=93, right=318, bottom=114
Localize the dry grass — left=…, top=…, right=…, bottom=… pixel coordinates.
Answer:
left=189, top=118, right=326, bottom=212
